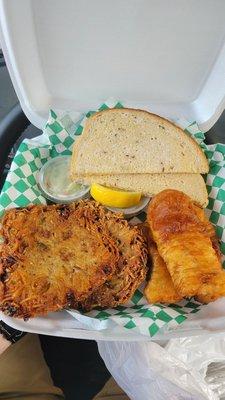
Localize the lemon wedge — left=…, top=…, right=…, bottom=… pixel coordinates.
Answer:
left=90, top=183, right=142, bottom=208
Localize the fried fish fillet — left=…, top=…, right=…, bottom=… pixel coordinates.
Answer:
left=193, top=206, right=225, bottom=303
left=141, top=224, right=182, bottom=304
left=148, top=190, right=224, bottom=299
left=72, top=201, right=148, bottom=310
left=0, top=203, right=119, bottom=318
left=193, top=205, right=221, bottom=261
left=143, top=212, right=222, bottom=304
left=196, top=271, right=225, bottom=303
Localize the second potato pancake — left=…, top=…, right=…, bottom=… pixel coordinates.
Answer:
left=70, top=201, right=148, bottom=310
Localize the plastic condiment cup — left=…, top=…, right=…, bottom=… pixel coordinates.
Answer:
left=37, top=155, right=90, bottom=203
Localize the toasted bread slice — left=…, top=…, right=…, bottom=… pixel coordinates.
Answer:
left=71, top=108, right=208, bottom=176
left=74, top=173, right=208, bottom=208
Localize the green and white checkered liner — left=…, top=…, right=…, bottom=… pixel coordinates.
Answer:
left=0, top=99, right=225, bottom=338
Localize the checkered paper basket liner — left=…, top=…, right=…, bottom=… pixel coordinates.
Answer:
left=0, top=99, right=225, bottom=338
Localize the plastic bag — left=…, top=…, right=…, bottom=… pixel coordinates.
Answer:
left=98, top=336, right=225, bottom=400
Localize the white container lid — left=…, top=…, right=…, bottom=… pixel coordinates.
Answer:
left=0, top=0, right=225, bottom=131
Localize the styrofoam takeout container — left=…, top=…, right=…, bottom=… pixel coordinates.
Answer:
left=0, top=0, right=225, bottom=340
left=1, top=0, right=225, bottom=132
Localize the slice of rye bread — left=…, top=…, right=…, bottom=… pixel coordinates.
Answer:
left=70, top=108, right=209, bottom=176
left=72, top=173, right=208, bottom=208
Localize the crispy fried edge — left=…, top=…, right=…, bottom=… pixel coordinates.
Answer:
left=71, top=201, right=148, bottom=310
left=0, top=203, right=119, bottom=318
left=141, top=223, right=182, bottom=304
left=148, top=190, right=224, bottom=301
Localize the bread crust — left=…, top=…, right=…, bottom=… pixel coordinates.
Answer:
left=70, top=108, right=209, bottom=176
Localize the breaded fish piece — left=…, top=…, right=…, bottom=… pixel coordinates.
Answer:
left=148, top=190, right=223, bottom=298
left=72, top=202, right=148, bottom=310
left=142, top=225, right=182, bottom=304
left=196, top=270, right=225, bottom=303
left=0, top=203, right=118, bottom=318
left=193, top=205, right=221, bottom=260
left=193, top=206, right=224, bottom=303
left=143, top=211, right=221, bottom=305
left=142, top=207, right=222, bottom=305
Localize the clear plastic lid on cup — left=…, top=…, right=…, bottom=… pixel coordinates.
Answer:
left=37, top=156, right=90, bottom=203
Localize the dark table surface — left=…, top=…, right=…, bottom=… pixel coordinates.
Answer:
left=0, top=50, right=225, bottom=400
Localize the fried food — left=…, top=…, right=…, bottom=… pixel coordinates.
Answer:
left=72, top=201, right=148, bottom=310
left=143, top=209, right=222, bottom=304
left=142, top=225, right=182, bottom=304
left=193, top=206, right=224, bottom=303
left=193, top=205, right=221, bottom=260
left=143, top=204, right=222, bottom=305
left=196, top=270, right=225, bottom=303
left=0, top=203, right=119, bottom=318
left=148, top=190, right=224, bottom=298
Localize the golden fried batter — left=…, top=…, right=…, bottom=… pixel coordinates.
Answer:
left=142, top=225, right=182, bottom=304
left=193, top=206, right=225, bottom=303
left=193, top=205, right=221, bottom=260
left=148, top=190, right=224, bottom=299
left=71, top=202, right=147, bottom=310
left=196, top=270, right=225, bottom=303
left=143, top=204, right=222, bottom=305
left=0, top=203, right=118, bottom=318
